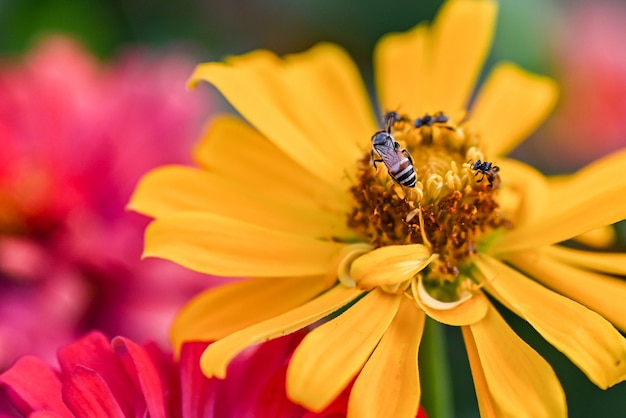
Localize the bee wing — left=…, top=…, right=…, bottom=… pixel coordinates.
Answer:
left=376, top=146, right=403, bottom=171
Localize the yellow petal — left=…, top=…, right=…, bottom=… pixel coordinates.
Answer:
left=471, top=63, right=558, bottom=157
left=348, top=297, right=424, bottom=418
left=144, top=212, right=346, bottom=277
left=170, top=276, right=329, bottom=353
left=547, top=147, right=626, bottom=208
left=350, top=244, right=436, bottom=289
left=573, top=226, right=616, bottom=248
left=542, top=245, right=626, bottom=276
left=333, top=243, right=374, bottom=288
left=129, top=165, right=352, bottom=239
left=429, top=0, right=497, bottom=112
left=478, top=256, right=626, bottom=389
left=189, top=44, right=372, bottom=186
left=375, top=0, right=496, bottom=115
left=200, top=285, right=364, bottom=378
left=189, top=67, right=333, bottom=184
left=284, top=43, right=378, bottom=154
left=287, top=289, right=401, bottom=412
left=462, top=304, right=566, bottom=418
left=462, top=325, right=497, bottom=418
left=193, top=115, right=349, bottom=212
left=492, top=155, right=626, bottom=254
left=496, top=158, right=550, bottom=226
left=413, top=277, right=489, bottom=326
left=374, top=23, right=430, bottom=116
left=508, top=251, right=626, bottom=332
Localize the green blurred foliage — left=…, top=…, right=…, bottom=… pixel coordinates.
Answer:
left=0, top=0, right=556, bottom=77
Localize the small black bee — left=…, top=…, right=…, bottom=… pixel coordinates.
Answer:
left=471, top=160, right=500, bottom=188
left=414, top=112, right=450, bottom=128
left=371, top=113, right=416, bottom=187
left=383, top=111, right=410, bottom=127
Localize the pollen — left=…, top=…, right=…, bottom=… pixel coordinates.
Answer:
left=347, top=113, right=511, bottom=296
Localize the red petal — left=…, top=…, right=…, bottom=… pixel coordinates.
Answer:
left=0, top=356, right=72, bottom=417
left=303, top=381, right=353, bottom=418
left=29, top=412, right=69, bottom=418
left=179, top=341, right=217, bottom=418
left=112, top=337, right=168, bottom=418
left=62, top=365, right=125, bottom=418
left=418, top=406, right=429, bottom=418
left=57, top=332, right=137, bottom=416
left=143, top=341, right=182, bottom=417
left=256, top=364, right=306, bottom=418
left=218, top=332, right=305, bottom=417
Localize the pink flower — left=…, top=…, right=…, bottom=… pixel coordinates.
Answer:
left=0, top=331, right=385, bottom=417
left=0, top=35, right=219, bottom=368
left=541, top=1, right=626, bottom=170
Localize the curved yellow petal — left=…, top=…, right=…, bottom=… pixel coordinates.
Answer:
left=492, top=148, right=626, bottom=253
left=478, top=256, right=626, bottom=389
left=462, top=324, right=497, bottom=418
left=200, top=285, right=364, bottom=378
left=350, top=244, right=435, bottom=289
left=170, top=276, right=329, bottom=353
left=348, top=297, right=425, bottom=418
left=375, top=0, right=496, bottom=115
left=547, top=148, right=626, bottom=208
left=189, top=44, right=372, bottom=187
left=471, top=63, right=558, bottom=157
left=543, top=245, right=626, bottom=276
left=463, top=304, right=566, bottom=418
left=414, top=278, right=489, bottom=326
left=193, top=115, right=349, bottom=212
left=284, top=43, right=378, bottom=153
left=333, top=243, right=374, bottom=288
left=189, top=58, right=335, bottom=186
left=573, top=226, right=616, bottom=249
left=429, top=0, right=497, bottom=113
left=491, top=158, right=626, bottom=254
left=144, top=212, right=346, bottom=277
left=287, top=289, right=401, bottom=412
left=129, top=165, right=352, bottom=239
left=374, top=23, right=430, bottom=116
left=496, top=158, right=550, bottom=226
left=508, top=251, right=626, bottom=332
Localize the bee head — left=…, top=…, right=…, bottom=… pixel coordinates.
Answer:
left=371, top=130, right=394, bottom=147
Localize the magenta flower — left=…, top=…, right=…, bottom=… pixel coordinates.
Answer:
left=0, top=331, right=368, bottom=417
left=541, top=1, right=626, bottom=170
left=0, top=35, right=218, bottom=368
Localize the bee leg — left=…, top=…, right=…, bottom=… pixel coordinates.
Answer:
left=372, top=160, right=384, bottom=170
left=371, top=148, right=388, bottom=171
left=371, top=149, right=382, bottom=170
left=401, top=148, right=414, bottom=165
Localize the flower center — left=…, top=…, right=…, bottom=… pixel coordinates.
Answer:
left=347, top=112, right=511, bottom=300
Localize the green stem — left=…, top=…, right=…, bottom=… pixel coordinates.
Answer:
left=419, top=317, right=454, bottom=418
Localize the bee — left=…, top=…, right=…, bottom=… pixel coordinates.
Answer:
left=471, top=159, right=500, bottom=188
left=414, top=112, right=451, bottom=128
left=371, top=113, right=416, bottom=188
left=384, top=111, right=410, bottom=126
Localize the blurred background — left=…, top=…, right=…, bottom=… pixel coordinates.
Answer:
left=1, top=0, right=626, bottom=416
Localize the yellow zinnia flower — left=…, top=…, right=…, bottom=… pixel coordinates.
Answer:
left=130, top=0, right=626, bottom=416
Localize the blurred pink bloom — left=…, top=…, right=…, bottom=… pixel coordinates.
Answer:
left=542, top=0, right=626, bottom=170
left=0, top=35, right=219, bottom=368
left=0, top=331, right=360, bottom=417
